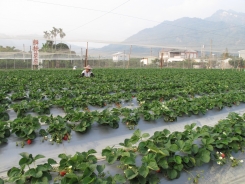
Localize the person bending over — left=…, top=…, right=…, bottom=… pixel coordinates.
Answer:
left=81, top=65, right=94, bottom=77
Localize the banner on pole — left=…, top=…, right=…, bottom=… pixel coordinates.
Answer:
left=32, top=40, right=39, bottom=65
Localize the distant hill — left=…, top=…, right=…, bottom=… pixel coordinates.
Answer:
left=100, top=9, right=245, bottom=56
left=205, top=9, right=245, bottom=25
left=1, top=10, right=245, bottom=57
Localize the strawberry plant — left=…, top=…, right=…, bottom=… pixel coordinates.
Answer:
left=87, top=94, right=106, bottom=107
left=10, top=115, right=40, bottom=142
left=29, top=99, right=52, bottom=115
left=56, top=150, right=126, bottom=184
left=122, top=112, right=140, bottom=130
left=97, top=109, right=120, bottom=129
left=65, top=110, right=99, bottom=133
left=71, top=121, right=92, bottom=133
left=102, top=146, right=126, bottom=164
left=11, top=90, right=28, bottom=101
left=0, top=104, right=9, bottom=121
left=58, top=149, right=97, bottom=171
left=7, top=152, right=57, bottom=183
left=11, top=100, right=31, bottom=118
left=39, top=115, right=71, bottom=144
left=29, top=90, right=45, bottom=100
left=0, top=91, right=11, bottom=105
left=0, top=121, right=10, bottom=144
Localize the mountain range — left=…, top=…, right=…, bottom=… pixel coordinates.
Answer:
left=100, top=9, right=245, bottom=56
left=1, top=9, right=245, bottom=57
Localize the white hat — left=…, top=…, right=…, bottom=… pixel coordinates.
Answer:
left=84, top=65, right=92, bottom=69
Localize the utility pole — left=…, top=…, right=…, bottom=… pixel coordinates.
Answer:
left=81, top=48, right=83, bottom=68
left=124, top=50, right=125, bottom=68
left=69, top=45, right=71, bottom=68
left=209, top=39, right=212, bottom=69
left=151, top=48, right=152, bottom=56
left=14, top=54, right=15, bottom=69
left=127, top=45, right=132, bottom=69
left=85, top=42, right=88, bottom=67
left=23, top=44, right=26, bottom=63
left=221, top=49, right=225, bottom=70
left=189, top=53, right=191, bottom=69
left=160, top=52, right=163, bottom=68
left=30, top=46, right=32, bottom=70
left=202, top=45, right=205, bottom=69
left=99, top=55, right=101, bottom=67
left=201, top=45, right=203, bottom=68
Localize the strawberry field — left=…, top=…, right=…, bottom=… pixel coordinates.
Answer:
left=1, top=68, right=245, bottom=184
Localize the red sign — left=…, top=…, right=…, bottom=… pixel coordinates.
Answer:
left=32, top=40, right=39, bottom=65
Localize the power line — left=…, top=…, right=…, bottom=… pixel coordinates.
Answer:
left=25, top=0, right=160, bottom=23
left=1, top=0, right=242, bottom=42
left=25, top=0, right=132, bottom=33
left=67, top=0, right=131, bottom=33
left=25, top=0, right=245, bottom=34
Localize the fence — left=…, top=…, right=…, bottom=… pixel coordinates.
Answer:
left=0, top=40, right=229, bottom=70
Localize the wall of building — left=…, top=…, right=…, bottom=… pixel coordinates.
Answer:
left=239, top=50, right=245, bottom=59
left=112, top=54, right=129, bottom=62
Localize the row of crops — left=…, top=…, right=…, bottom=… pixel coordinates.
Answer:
left=0, top=69, right=245, bottom=142
left=1, top=68, right=245, bottom=124
left=2, top=112, right=245, bottom=184
left=1, top=68, right=245, bottom=183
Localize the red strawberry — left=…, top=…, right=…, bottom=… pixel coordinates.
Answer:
left=156, top=169, right=161, bottom=173
left=27, top=139, right=32, bottom=145
left=60, top=171, right=66, bottom=176
left=221, top=153, right=225, bottom=158
left=63, top=135, right=68, bottom=141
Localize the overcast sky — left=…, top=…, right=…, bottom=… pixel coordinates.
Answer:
left=1, top=0, right=245, bottom=47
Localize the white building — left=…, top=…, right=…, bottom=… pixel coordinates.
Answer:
left=220, top=58, right=233, bottom=69
left=112, top=52, right=129, bottom=62
left=159, top=49, right=198, bottom=62
left=140, top=56, right=157, bottom=65
left=238, top=50, right=245, bottom=60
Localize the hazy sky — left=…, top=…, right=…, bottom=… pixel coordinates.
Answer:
left=1, top=0, right=245, bottom=47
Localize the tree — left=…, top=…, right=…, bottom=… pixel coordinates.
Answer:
left=43, top=31, right=51, bottom=40
left=152, top=58, right=160, bottom=64
left=59, top=28, right=66, bottom=42
left=51, top=27, right=59, bottom=51
left=0, top=46, right=19, bottom=52
left=55, top=43, right=69, bottom=51
left=43, top=28, right=66, bottom=52
left=221, top=48, right=231, bottom=59
left=58, top=28, right=66, bottom=51
left=42, top=28, right=68, bottom=68
left=229, top=58, right=244, bottom=68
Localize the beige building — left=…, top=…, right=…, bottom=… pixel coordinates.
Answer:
left=140, top=56, right=157, bottom=65
left=112, top=52, right=129, bottom=62
left=238, top=50, right=245, bottom=60
left=159, top=49, right=198, bottom=62
left=220, top=58, right=233, bottom=69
